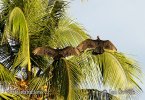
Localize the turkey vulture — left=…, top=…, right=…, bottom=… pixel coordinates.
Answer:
left=77, top=36, right=117, bottom=55
left=33, top=46, right=80, bottom=60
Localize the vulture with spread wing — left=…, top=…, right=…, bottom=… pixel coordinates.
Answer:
left=77, top=36, right=117, bottom=55
left=33, top=36, right=117, bottom=59
left=33, top=46, right=80, bottom=60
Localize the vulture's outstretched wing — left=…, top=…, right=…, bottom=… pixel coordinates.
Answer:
left=77, top=39, right=97, bottom=52
left=103, top=40, right=117, bottom=51
left=33, top=47, right=57, bottom=57
left=60, top=46, right=80, bottom=57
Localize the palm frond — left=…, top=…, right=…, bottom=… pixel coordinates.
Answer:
left=111, top=51, right=142, bottom=92
left=48, top=0, right=67, bottom=27
left=47, top=18, right=90, bottom=48
left=28, top=65, right=52, bottom=92
left=0, top=0, right=26, bottom=19
left=0, top=63, right=16, bottom=84
left=51, top=59, right=82, bottom=100
left=92, top=50, right=142, bottom=91
left=24, top=0, right=47, bottom=35
left=0, top=93, right=26, bottom=100
left=69, top=52, right=103, bottom=89
left=69, top=50, right=142, bottom=99
left=3, top=7, right=31, bottom=72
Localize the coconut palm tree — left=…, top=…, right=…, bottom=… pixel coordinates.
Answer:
left=0, top=0, right=142, bottom=99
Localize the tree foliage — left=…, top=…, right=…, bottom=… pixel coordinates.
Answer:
left=0, top=0, right=143, bottom=100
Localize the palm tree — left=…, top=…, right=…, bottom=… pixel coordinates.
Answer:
left=0, top=0, right=142, bottom=99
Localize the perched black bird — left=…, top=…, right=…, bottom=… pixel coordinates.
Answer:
left=76, top=36, right=117, bottom=55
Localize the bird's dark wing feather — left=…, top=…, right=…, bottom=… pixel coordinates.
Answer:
left=77, top=39, right=97, bottom=52
left=60, top=46, right=80, bottom=57
left=33, top=47, right=57, bottom=57
left=103, top=40, right=117, bottom=51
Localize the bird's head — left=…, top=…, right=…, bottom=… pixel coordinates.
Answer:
left=97, top=36, right=100, bottom=40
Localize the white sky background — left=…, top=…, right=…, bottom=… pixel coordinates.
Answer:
left=69, top=0, right=145, bottom=99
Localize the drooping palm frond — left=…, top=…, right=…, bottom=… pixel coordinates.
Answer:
left=3, top=7, right=31, bottom=72
left=90, top=50, right=142, bottom=92
left=24, top=0, right=67, bottom=37
left=111, top=51, right=142, bottom=92
left=48, top=0, right=67, bottom=27
left=68, top=51, right=103, bottom=90
left=24, top=0, right=47, bottom=35
left=50, top=59, right=82, bottom=100
left=47, top=18, right=90, bottom=48
left=30, top=54, right=52, bottom=70
left=28, top=65, right=52, bottom=91
left=0, top=0, right=29, bottom=46
left=69, top=50, right=142, bottom=99
left=0, top=64, right=16, bottom=85
left=0, top=0, right=26, bottom=23
left=0, top=93, right=26, bottom=100
left=93, top=52, right=128, bottom=89
left=28, top=59, right=82, bottom=100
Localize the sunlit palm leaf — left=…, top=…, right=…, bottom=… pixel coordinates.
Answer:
left=94, top=52, right=128, bottom=89
left=48, top=18, right=90, bottom=48
left=92, top=50, right=142, bottom=91
left=28, top=65, right=52, bottom=92
left=111, top=51, right=142, bottom=92
left=0, top=93, right=26, bottom=100
left=69, top=50, right=142, bottom=99
left=51, top=59, right=82, bottom=100
left=25, top=0, right=47, bottom=35
left=0, top=64, right=16, bottom=84
left=69, top=52, right=103, bottom=90
left=4, top=7, right=31, bottom=72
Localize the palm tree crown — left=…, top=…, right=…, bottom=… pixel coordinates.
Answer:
left=0, top=0, right=143, bottom=100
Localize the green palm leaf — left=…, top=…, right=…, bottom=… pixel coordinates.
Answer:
left=28, top=66, right=52, bottom=92
left=47, top=18, right=90, bottom=48
left=50, top=59, right=82, bottom=100
left=0, top=64, right=16, bottom=84
left=92, top=50, right=142, bottom=91
left=69, top=50, right=142, bottom=99
left=0, top=93, right=26, bottom=100
left=3, top=7, right=31, bottom=72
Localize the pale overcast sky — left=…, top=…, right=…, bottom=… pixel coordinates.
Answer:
left=69, top=0, right=145, bottom=99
